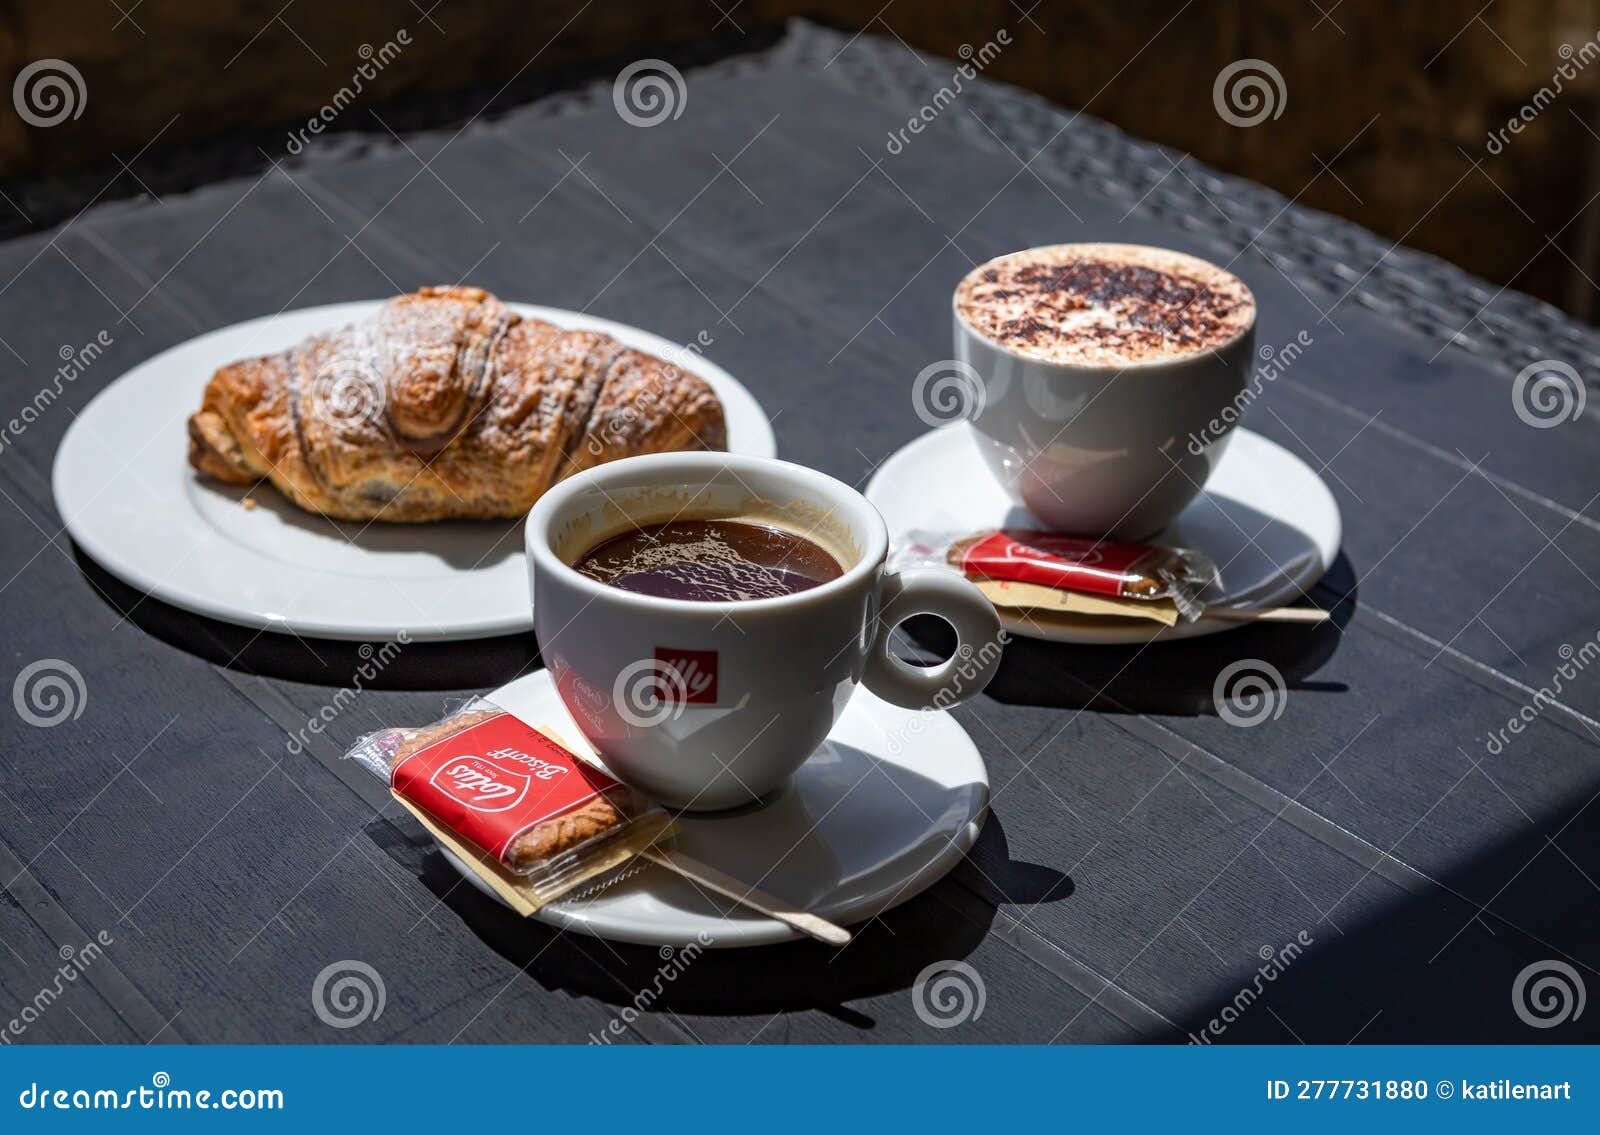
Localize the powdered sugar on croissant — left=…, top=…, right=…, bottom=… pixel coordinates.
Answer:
left=186, top=286, right=727, bottom=522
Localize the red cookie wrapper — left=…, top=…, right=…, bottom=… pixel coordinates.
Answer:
left=893, top=528, right=1218, bottom=622
left=346, top=698, right=669, bottom=890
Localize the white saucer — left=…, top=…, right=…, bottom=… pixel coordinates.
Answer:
left=52, top=302, right=775, bottom=642
left=438, top=669, right=989, bottom=947
left=865, top=426, right=1341, bottom=644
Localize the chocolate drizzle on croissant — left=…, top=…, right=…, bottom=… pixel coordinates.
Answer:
left=187, top=286, right=727, bottom=522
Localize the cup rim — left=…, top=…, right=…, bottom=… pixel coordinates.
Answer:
left=526, top=451, right=889, bottom=615
left=951, top=241, right=1258, bottom=374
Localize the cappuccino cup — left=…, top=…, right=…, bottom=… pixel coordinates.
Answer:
left=527, top=452, right=1003, bottom=811
left=954, top=242, right=1257, bottom=539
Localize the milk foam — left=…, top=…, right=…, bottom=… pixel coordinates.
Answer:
left=955, top=243, right=1255, bottom=368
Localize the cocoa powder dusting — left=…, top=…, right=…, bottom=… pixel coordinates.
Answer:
left=956, top=244, right=1254, bottom=367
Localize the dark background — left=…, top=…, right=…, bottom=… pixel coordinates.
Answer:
left=3, top=1, right=1598, bottom=321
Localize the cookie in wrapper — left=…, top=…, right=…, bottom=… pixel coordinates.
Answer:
left=895, top=528, right=1217, bottom=622
left=347, top=699, right=672, bottom=908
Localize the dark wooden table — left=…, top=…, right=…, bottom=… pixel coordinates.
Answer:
left=2, top=21, right=1597, bottom=1045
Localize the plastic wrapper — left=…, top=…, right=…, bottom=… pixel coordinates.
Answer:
left=892, top=528, right=1218, bottom=622
left=347, top=698, right=673, bottom=909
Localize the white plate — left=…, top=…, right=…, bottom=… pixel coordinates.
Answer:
left=440, top=669, right=989, bottom=947
left=52, top=303, right=776, bottom=641
left=865, top=426, right=1341, bottom=644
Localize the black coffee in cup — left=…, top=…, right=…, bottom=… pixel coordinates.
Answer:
left=574, top=519, right=843, bottom=602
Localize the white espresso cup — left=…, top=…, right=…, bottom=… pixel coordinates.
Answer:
left=526, top=452, right=1003, bottom=811
left=954, top=242, right=1257, bottom=539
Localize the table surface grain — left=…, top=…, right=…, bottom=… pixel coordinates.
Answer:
left=1, top=21, right=1597, bottom=1045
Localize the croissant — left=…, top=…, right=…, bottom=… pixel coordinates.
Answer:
left=186, top=286, right=727, bottom=521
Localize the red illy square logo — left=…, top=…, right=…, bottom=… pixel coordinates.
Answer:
left=656, top=647, right=718, bottom=705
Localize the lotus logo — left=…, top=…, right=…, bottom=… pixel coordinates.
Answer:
left=429, top=756, right=531, bottom=812
left=1005, top=539, right=1102, bottom=567
left=571, top=675, right=611, bottom=716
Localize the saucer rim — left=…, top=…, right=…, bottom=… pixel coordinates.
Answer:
left=864, top=425, right=1342, bottom=644
left=438, top=669, right=991, bottom=947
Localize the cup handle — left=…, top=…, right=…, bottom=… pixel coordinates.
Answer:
left=862, top=569, right=1004, bottom=710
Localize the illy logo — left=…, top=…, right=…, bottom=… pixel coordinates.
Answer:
left=658, top=647, right=718, bottom=704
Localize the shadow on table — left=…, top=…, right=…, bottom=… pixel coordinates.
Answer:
left=905, top=551, right=1358, bottom=717
left=372, top=811, right=1069, bottom=1028
left=72, top=542, right=538, bottom=688
left=1162, top=771, right=1600, bottom=1044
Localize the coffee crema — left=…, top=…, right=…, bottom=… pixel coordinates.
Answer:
left=573, top=519, right=844, bottom=602
left=954, top=243, right=1255, bottom=368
